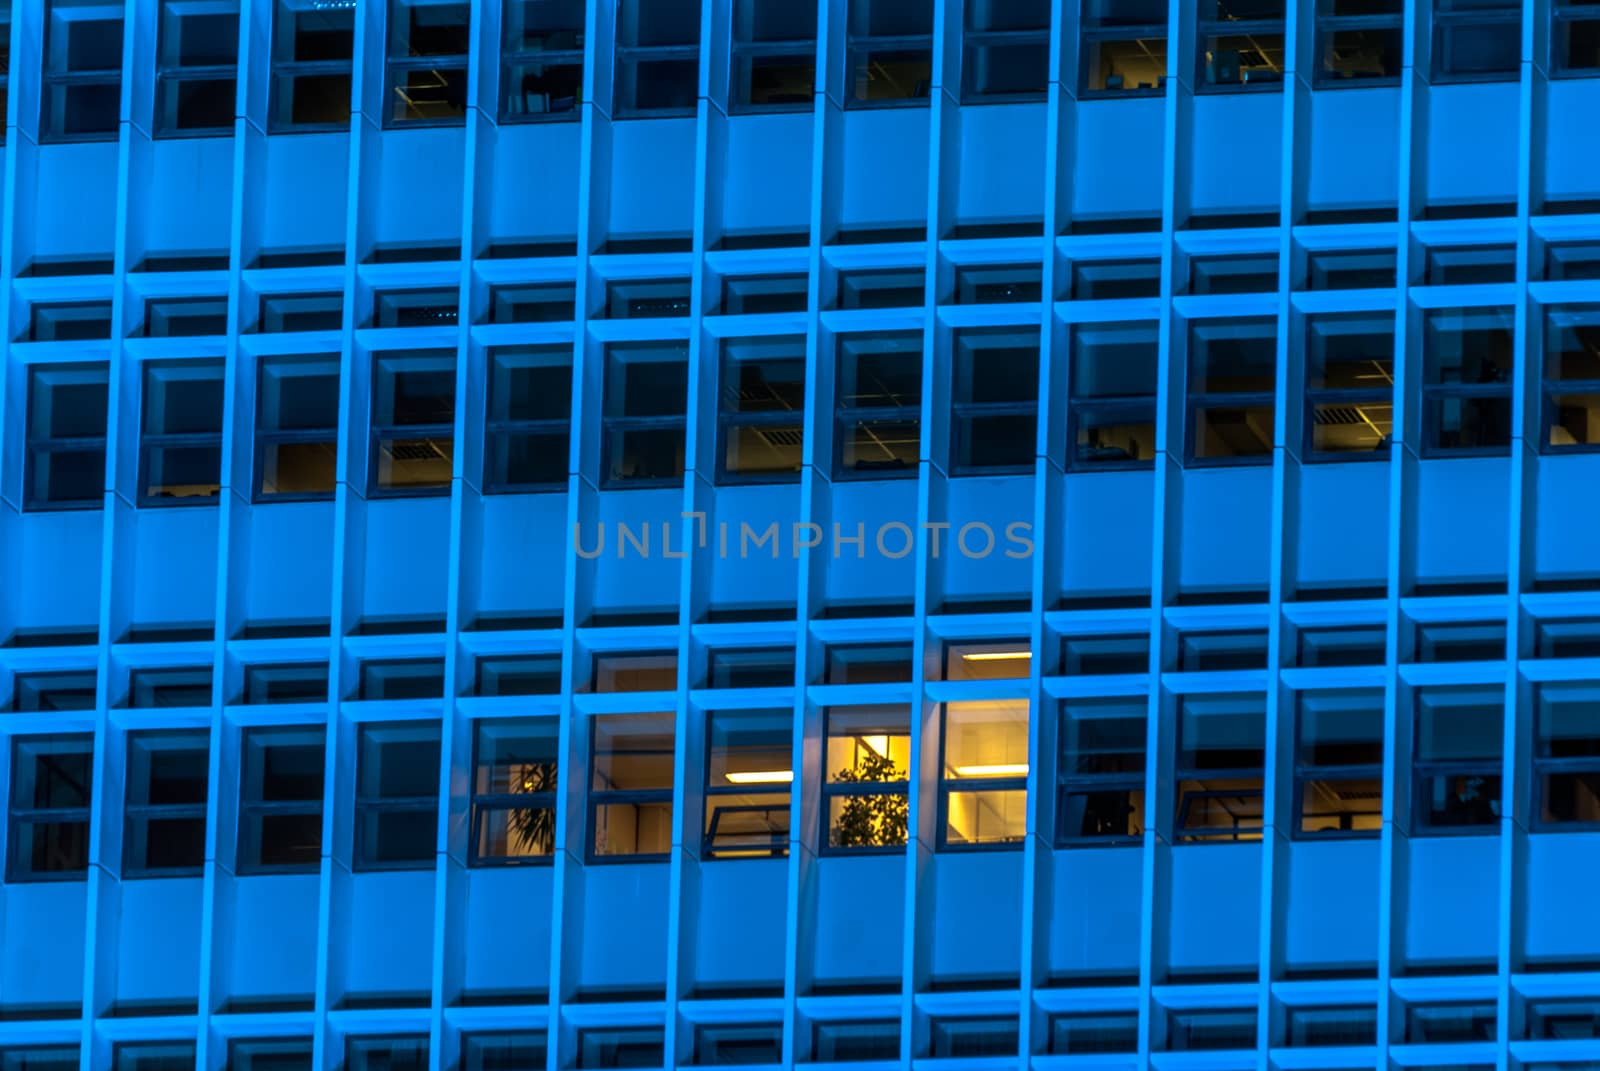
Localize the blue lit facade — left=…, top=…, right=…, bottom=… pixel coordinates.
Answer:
left=2, top=1, right=1600, bottom=1071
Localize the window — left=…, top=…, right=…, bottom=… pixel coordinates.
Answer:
left=1305, top=248, right=1398, bottom=290
left=930, top=1018, right=1018, bottom=1058
left=1071, top=258, right=1162, bottom=298
left=835, top=332, right=922, bottom=478
left=1187, top=317, right=1276, bottom=463
left=954, top=264, right=1043, bottom=304
left=721, top=274, right=808, bottom=314
left=1425, top=244, right=1515, bottom=284
left=385, top=0, right=468, bottom=124
left=140, top=360, right=224, bottom=504
left=346, top=1038, right=428, bottom=1071
left=0, top=6, right=10, bottom=140
left=124, top=730, right=208, bottom=877
left=1314, top=0, right=1402, bottom=85
left=1175, top=693, right=1265, bottom=842
left=1297, top=626, right=1385, bottom=667
left=373, top=288, right=459, bottom=328
left=1198, top=0, right=1286, bottom=90
left=1533, top=683, right=1600, bottom=828
left=962, top=0, right=1048, bottom=100
left=501, top=0, right=584, bottom=120
left=1294, top=689, right=1383, bottom=837
left=950, top=328, right=1038, bottom=474
left=694, top=1023, right=782, bottom=1066
left=42, top=0, right=124, bottom=141
left=1056, top=698, right=1145, bottom=844
left=143, top=297, right=229, bottom=337
left=1189, top=254, right=1277, bottom=294
left=944, top=641, right=1030, bottom=680
left=613, top=0, right=701, bottom=116
left=0, top=1049, right=81, bottom=1071
left=589, top=712, right=674, bottom=860
left=258, top=291, right=344, bottom=332
left=27, top=300, right=113, bottom=340
left=471, top=719, right=558, bottom=864
left=824, top=643, right=913, bottom=683
left=7, top=735, right=93, bottom=881
left=603, top=342, right=689, bottom=486
left=229, top=1039, right=314, bottom=1071
left=127, top=666, right=212, bottom=708
left=707, top=648, right=795, bottom=687
left=846, top=0, right=933, bottom=105
left=1433, top=0, right=1520, bottom=81
left=1422, top=306, right=1513, bottom=455
left=1080, top=0, right=1167, bottom=93
left=256, top=354, right=339, bottom=500
left=578, top=1029, right=665, bottom=1070
left=485, top=346, right=571, bottom=491
left=463, top=1034, right=548, bottom=1071
left=26, top=362, right=108, bottom=510
left=238, top=726, right=324, bottom=872
left=1405, top=1002, right=1496, bottom=1042
left=837, top=268, right=924, bottom=309
left=822, top=705, right=910, bottom=851
left=1069, top=321, right=1158, bottom=468
left=606, top=278, right=692, bottom=318
left=241, top=662, right=329, bottom=704
left=358, top=659, right=446, bottom=699
left=1535, top=618, right=1600, bottom=659
left=1305, top=312, right=1394, bottom=458
left=1166, top=1009, right=1257, bottom=1051
left=370, top=350, right=455, bottom=495
left=354, top=722, right=441, bottom=870
left=732, top=0, right=816, bottom=108
left=719, top=336, right=805, bottom=483
left=1526, top=999, right=1600, bottom=1039
left=940, top=700, right=1027, bottom=848
left=1285, top=1006, right=1378, bottom=1046
left=1061, top=634, right=1150, bottom=674
left=113, top=1044, right=197, bottom=1071
left=155, top=0, right=238, bottom=135
left=1176, top=630, right=1267, bottom=670
left=1555, top=0, right=1600, bottom=73
left=12, top=671, right=97, bottom=711
left=475, top=655, right=562, bottom=696
left=1413, top=620, right=1505, bottom=661
left=704, top=710, right=791, bottom=858
left=1542, top=305, right=1600, bottom=452
left=490, top=282, right=577, bottom=323
left=812, top=1021, right=899, bottom=1062
left=1048, top=1013, right=1139, bottom=1054
left=593, top=651, right=678, bottom=692
left=1413, top=686, right=1502, bottom=833
left=270, top=0, right=354, bottom=128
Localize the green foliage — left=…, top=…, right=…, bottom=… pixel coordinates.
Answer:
left=507, top=762, right=559, bottom=855
left=830, top=750, right=908, bottom=848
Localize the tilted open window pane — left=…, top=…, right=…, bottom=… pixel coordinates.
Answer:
left=1176, top=693, right=1266, bottom=842
left=704, top=710, right=791, bottom=858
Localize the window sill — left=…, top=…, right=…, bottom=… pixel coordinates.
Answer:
left=584, top=852, right=672, bottom=865
left=268, top=122, right=352, bottom=136
left=1311, top=76, right=1401, bottom=90
left=382, top=117, right=469, bottom=132
left=154, top=126, right=236, bottom=141
left=498, top=110, right=582, bottom=124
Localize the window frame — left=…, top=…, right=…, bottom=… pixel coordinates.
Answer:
left=1410, top=686, right=1504, bottom=836
left=1312, top=0, right=1403, bottom=88
left=384, top=0, right=471, bottom=127
left=41, top=0, right=126, bottom=144
left=483, top=344, right=572, bottom=493
left=702, top=709, right=792, bottom=860
left=833, top=331, right=923, bottom=480
left=1420, top=305, right=1515, bottom=458
left=268, top=0, right=355, bottom=132
left=819, top=704, right=911, bottom=856
left=254, top=352, right=341, bottom=503
left=717, top=334, right=806, bottom=486
left=138, top=358, right=226, bottom=507
left=949, top=328, right=1039, bottom=476
left=468, top=717, right=560, bottom=867
left=1067, top=319, right=1159, bottom=471
left=936, top=700, right=1028, bottom=852
left=1303, top=310, right=1395, bottom=462
left=6, top=734, right=94, bottom=883
left=1055, top=697, right=1146, bottom=848
left=25, top=361, right=110, bottom=512
left=1173, top=693, right=1267, bottom=843
left=1291, top=688, right=1384, bottom=841
left=369, top=349, right=457, bottom=499
left=352, top=720, right=443, bottom=872
left=601, top=341, right=689, bottom=489
left=122, top=729, right=210, bottom=879
left=153, top=0, right=241, bottom=138
left=1185, top=316, right=1277, bottom=467
left=236, top=724, right=325, bottom=875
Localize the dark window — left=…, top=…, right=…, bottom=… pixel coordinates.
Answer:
left=1080, top=0, right=1167, bottom=94
left=962, top=0, right=1048, bottom=100
left=258, top=292, right=344, bottom=333
left=476, top=654, right=562, bottom=696
left=26, top=362, right=108, bottom=510
left=1071, top=258, right=1161, bottom=298
left=1405, top=1002, right=1496, bottom=1042
left=1198, top=0, right=1286, bottom=91
left=1412, top=686, right=1503, bottom=833
left=603, top=342, right=689, bottom=486
left=1541, top=304, right=1600, bottom=452
left=1061, top=634, right=1150, bottom=674
left=358, top=659, right=446, bottom=700
left=371, top=350, right=456, bottom=496
left=1294, top=689, right=1383, bottom=838
left=822, top=705, right=911, bottom=851
left=462, top=1034, right=547, bottom=1071
left=812, top=1021, right=899, bottom=1062
left=835, top=332, right=922, bottom=478
left=1057, top=698, right=1145, bottom=845
left=7, top=734, right=93, bottom=881
left=373, top=288, right=459, bottom=328
left=605, top=278, right=692, bottom=319
left=1314, top=0, right=1403, bottom=85
left=42, top=0, right=124, bottom=141
left=270, top=0, right=354, bottom=129
left=1533, top=682, right=1600, bottom=828
left=1305, top=248, right=1398, bottom=290
left=589, top=712, right=675, bottom=860
left=1188, top=317, right=1276, bottom=464
left=951, top=328, right=1038, bottom=474
left=1167, top=1009, right=1257, bottom=1051
left=954, top=264, right=1043, bottom=304
left=1433, top=0, right=1520, bottom=80
left=1555, top=0, right=1600, bottom=73
left=486, top=346, right=571, bottom=491
left=501, top=0, right=584, bottom=120
left=28, top=300, right=113, bottom=340
left=346, top=1037, right=428, bottom=1071
left=238, top=726, right=325, bottom=872
left=1535, top=618, right=1600, bottom=659
left=124, top=730, right=209, bottom=877
left=578, top=1029, right=665, bottom=1070
left=1189, top=254, right=1278, bottom=294
left=242, top=662, right=329, bottom=704
left=733, top=0, right=817, bottom=108
left=1413, top=620, right=1505, bottom=662
left=613, top=0, right=701, bottom=116
left=1425, top=244, right=1516, bottom=285
left=1285, top=1006, right=1378, bottom=1046
left=471, top=719, right=558, bottom=864
left=113, top=1044, right=196, bottom=1071
left=707, top=648, right=796, bottom=687
left=1526, top=999, right=1600, bottom=1039
left=1297, top=625, right=1385, bottom=667
left=694, top=1023, right=782, bottom=1066
left=12, top=671, right=97, bottom=711
left=1548, top=242, right=1600, bottom=281
left=256, top=354, right=339, bottom=500
left=144, top=297, right=229, bottom=337
left=155, top=0, right=238, bottom=134
left=1175, top=692, right=1266, bottom=842
left=1070, top=321, right=1158, bottom=468
left=140, top=360, right=225, bottom=504
left=719, top=336, right=805, bottom=483
left=704, top=710, right=791, bottom=858
left=845, top=0, right=933, bottom=105
left=930, top=1018, right=1018, bottom=1058
left=1048, top=1013, right=1139, bottom=1054
left=127, top=666, right=212, bottom=708
left=354, top=722, right=442, bottom=870
left=0, top=1049, right=82, bottom=1071
left=0, top=6, right=10, bottom=142
left=386, top=0, right=469, bottom=124
left=1422, top=306, right=1514, bottom=455
left=720, top=273, right=808, bottom=314
left=837, top=269, right=924, bottom=309
left=941, top=701, right=1028, bottom=848
left=489, top=282, right=577, bottom=323
left=228, top=1038, right=315, bottom=1071
left=824, top=643, right=913, bottom=683
left=1176, top=630, right=1268, bottom=670
left=1305, top=311, right=1394, bottom=458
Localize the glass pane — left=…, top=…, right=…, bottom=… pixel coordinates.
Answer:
left=145, top=361, right=225, bottom=435
left=1060, top=699, right=1146, bottom=774
left=825, top=706, right=911, bottom=783
left=160, top=6, right=238, bottom=67
left=616, top=57, right=699, bottom=113
left=826, top=790, right=908, bottom=848
left=246, top=728, right=325, bottom=802
left=944, top=641, right=1030, bottom=680
left=840, top=418, right=919, bottom=473
left=52, top=2, right=123, bottom=72
left=1318, top=26, right=1402, bottom=81
left=474, top=719, right=559, bottom=797
left=1058, top=787, right=1144, bottom=839
left=849, top=0, right=932, bottom=38
left=591, top=712, right=675, bottom=792
left=593, top=652, right=677, bottom=692
left=144, top=444, right=223, bottom=501
left=260, top=356, right=340, bottom=431
left=1190, top=318, right=1276, bottom=394
left=964, top=41, right=1048, bottom=97
left=1297, top=689, right=1384, bottom=766
left=1072, top=401, right=1156, bottom=465
left=504, top=59, right=582, bottom=115
left=704, top=789, right=789, bottom=856
left=607, top=344, right=689, bottom=417
left=592, top=800, right=673, bottom=856
left=737, top=53, right=815, bottom=105
left=722, top=338, right=806, bottom=413
left=30, top=364, right=109, bottom=439
left=491, top=347, right=571, bottom=422
left=1425, top=306, right=1514, bottom=385
left=956, top=412, right=1035, bottom=469
left=1415, top=687, right=1503, bottom=762
left=847, top=46, right=931, bottom=100
left=954, top=330, right=1039, bottom=405
left=838, top=333, right=923, bottom=408
left=1203, top=32, right=1286, bottom=86
left=358, top=724, right=443, bottom=799
left=1179, top=693, right=1266, bottom=771
left=488, top=430, right=569, bottom=486
left=277, top=0, right=354, bottom=62
left=375, top=435, right=454, bottom=490
left=707, top=711, right=792, bottom=786
left=390, top=0, right=470, bottom=56
left=944, top=788, right=1026, bottom=846
left=1083, top=31, right=1168, bottom=91
left=277, top=71, right=352, bottom=125
left=1192, top=404, right=1274, bottom=459
left=943, top=700, right=1029, bottom=781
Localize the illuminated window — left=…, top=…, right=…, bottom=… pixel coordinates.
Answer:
left=1080, top=0, right=1167, bottom=94
left=703, top=710, right=791, bottom=858
left=1313, top=0, right=1402, bottom=85
left=155, top=0, right=239, bottom=135
left=589, top=712, right=674, bottom=860
left=256, top=354, right=339, bottom=500
left=471, top=719, right=558, bottom=865
left=6, top=734, right=93, bottom=882
left=719, top=336, right=806, bottom=484
left=1175, top=693, right=1265, bottom=842
left=370, top=350, right=456, bottom=496
left=124, top=730, right=209, bottom=877
left=592, top=651, right=678, bottom=692
left=1533, top=682, right=1600, bottom=828
left=1056, top=698, right=1145, bottom=845
left=1305, top=312, right=1394, bottom=459
left=353, top=722, right=441, bottom=870
left=1541, top=305, right=1600, bottom=453
left=1294, top=689, right=1383, bottom=838
left=501, top=0, right=584, bottom=120
left=941, top=700, right=1028, bottom=848
left=1412, top=686, right=1502, bottom=834
left=1197, top=0, right=1286, bottom=91
left=822, top=705, right=911, bottom=851
left=386, top=0, right=469, bottom=124
left=26, top=362, right=109, bottom=511
left=140, top=360, right=225, bottom=505
left=486, top=346, right=571, bottom=492
left=238, top=726, right=324, bottom=873
left=943, top=640, right=1031, bottom=681
left=1069, top=321, right=1158, bottom=469
left=270, top=0, right=355, bottom=129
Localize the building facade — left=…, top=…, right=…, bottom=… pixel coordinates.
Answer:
left=1, top=0, right=1599, bottom=1070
